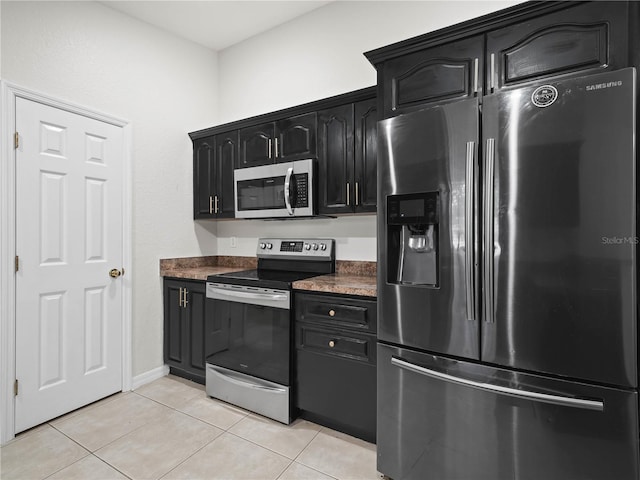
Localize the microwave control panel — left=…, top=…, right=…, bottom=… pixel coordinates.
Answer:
left=293, top=174, right=308, bottom=207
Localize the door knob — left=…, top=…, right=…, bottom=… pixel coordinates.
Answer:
left=109, top=268, right=122, bottom=278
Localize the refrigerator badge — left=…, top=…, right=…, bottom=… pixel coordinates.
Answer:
left=531, top=85, right=558, bottom=108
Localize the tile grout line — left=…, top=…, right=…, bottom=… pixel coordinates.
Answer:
left=137, top=382, right=340, bottom=479
left=37, top=423, right=135, bottom=480
left=132, top=387, right=250, bottom=432
left=157, top=428, right=229, bottom=480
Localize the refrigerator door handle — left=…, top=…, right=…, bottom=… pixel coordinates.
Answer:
left=483, top=138, right=495, bottom=323
left=391, top=357, right=604, bottom=411
left=465, top=141, right=476, bottom=321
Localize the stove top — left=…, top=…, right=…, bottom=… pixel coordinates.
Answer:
left=207, top=269, right=322, bottom=290
left=207, top=238, right=335, bottom=290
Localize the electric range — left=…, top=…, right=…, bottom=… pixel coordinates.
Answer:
left=204, top=238, right=335, bottom=424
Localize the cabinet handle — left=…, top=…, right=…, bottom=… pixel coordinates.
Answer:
left=490, top=53, right=496, bottom=92
left=328, top=309, right=335, bottom=317
left=209, top=196, right=213, bottom=215
left=328, top=340, right=335, bottom=348
left=355, top=182, right=360, bottom=206
left=214, top=195, right=219, bottom=214
left=473, top=57, right=479, bottom=94
left=275, top=138, right=279, bottom=158
left=178, top=288, right=183, bottom=307
left=268, top=138, right=272, bottom=159
left=346, top=183, right=350, bottom=206
left=183, top=289, right=189, bottom=308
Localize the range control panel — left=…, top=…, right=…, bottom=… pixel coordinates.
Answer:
left=257, top=238, right=334, bottom=259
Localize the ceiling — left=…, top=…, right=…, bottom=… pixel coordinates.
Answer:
left=101, top=1, right=332, bottom=51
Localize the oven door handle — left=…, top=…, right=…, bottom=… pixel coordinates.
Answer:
left=284, top=166, right=294, bottom=215
left=207, top=285, right=290, bottom=309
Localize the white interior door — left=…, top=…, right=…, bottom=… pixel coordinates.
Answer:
left=15, top=97, right=124, bottom=433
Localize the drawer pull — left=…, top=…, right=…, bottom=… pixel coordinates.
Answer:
left=328, top=340, right=335, bottom=348
left=329, top=309, right=335, bottom=317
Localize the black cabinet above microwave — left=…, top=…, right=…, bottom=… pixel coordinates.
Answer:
left=238, top=113, right=317, bottom=169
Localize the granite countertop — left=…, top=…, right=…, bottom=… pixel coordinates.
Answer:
left=159, top=256, right=256, bottom=280
left=293, top=261, right=377, bottom=298
left=160, top=257, right=377, bottom=297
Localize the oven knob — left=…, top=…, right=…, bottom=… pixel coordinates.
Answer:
left=304, top=243, right=311, bottom=250
left=266, top=243, right=273, bottom=249
left=259, top=243, right=266, bottom=249
left=312, top=243, right=319, bottom=251
left=320, top=243, right=327, bottom=251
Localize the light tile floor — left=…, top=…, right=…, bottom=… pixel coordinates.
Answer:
left=1, top=375, right=380, bottom=480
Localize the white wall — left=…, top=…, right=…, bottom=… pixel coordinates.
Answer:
left=215, top=0, right=524, bottom=260
left=1, top=1, right=218, bottom=377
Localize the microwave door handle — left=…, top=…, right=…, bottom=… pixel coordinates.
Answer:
left=284, top=166, right=294, bottom=215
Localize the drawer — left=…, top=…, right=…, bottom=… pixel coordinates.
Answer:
left=295, top=292, right=377, bottom=333
left=296, top=323, right=376, bottom=365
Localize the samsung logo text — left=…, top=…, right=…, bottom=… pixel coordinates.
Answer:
left=586, top=81, right=623, bottom=91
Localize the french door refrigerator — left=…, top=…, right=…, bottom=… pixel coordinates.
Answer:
left=377, top=67, right=638, bottom=480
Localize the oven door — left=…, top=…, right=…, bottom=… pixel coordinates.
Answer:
left=234, top=159, right=314, bottom=218
left=205, top=282, right=291, bottom=386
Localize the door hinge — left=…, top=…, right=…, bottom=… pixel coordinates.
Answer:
left=14, top=379, right=18, bottom=396
left=14, top=132, right=19, bottom=149
left=15, top=255, right=19, bottom=273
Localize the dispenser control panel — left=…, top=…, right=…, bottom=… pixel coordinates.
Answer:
left=387, top=192, right=438, bottom=225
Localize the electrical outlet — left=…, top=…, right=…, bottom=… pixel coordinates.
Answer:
left=230, top=237, right=237, bottom=248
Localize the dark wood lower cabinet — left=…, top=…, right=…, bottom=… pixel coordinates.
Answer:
left=294, top=292, right=377, bottom=443
left=163, top=278, right=207, bottom=384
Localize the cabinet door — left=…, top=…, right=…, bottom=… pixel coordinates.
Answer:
left=276, top=112, right=317, bottom=163
left=184, top=281, right=206, bottom=378
left=163, top=279, right=207, bottom=384
left=193, top=136, right=215, bottom=219
left=486, top=1, right=628, bottom=91
left=381, top=35, right=483, bottom=118
left=215, top=131, right=238, bottom=218
left=354, top=98, right=377, bottom=213
left=164, top=280, right=185, bottom=368
left=239, top=123, right=275, bottom=168
left=317, top=104, right=354, bottom=215
left=296, top=323, right=377, bottom=443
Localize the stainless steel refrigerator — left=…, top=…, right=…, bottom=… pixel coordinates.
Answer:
left=377, top=67, right=639, bottom=480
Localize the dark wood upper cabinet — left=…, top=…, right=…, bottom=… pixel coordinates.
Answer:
left=368, top=1, right=635, bottom=117
left=381, top=35, right=484, bottom=118
left=318, top=104, right=354, bottom=214
left=214, top=132, right=238, bottom=218
left=239, top=123, right=274, bottom=169
left=276, top=113, right=317, bottom=163
left=487, top=1, right=629, bottom=91
left=193, top=132, right=236, bottom=219
left=239, top=113, right=317, bottom=168
left=318, top=98, right=378, bottom=215
left=354, top=98, right=377, bottom=213
left=193, top=136, right=215, bottom=218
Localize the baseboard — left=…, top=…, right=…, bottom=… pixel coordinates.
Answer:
left=131, top=365, right=169, bottom=390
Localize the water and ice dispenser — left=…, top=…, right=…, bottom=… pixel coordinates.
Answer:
left=386, top=192, right=439, bottom=286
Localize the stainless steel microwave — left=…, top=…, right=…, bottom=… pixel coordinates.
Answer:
left=234, top=159, right=315, bottom=219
